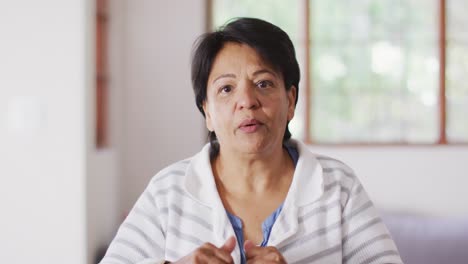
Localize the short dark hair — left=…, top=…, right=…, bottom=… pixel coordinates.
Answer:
left=191, top=17, right=300, bottom=157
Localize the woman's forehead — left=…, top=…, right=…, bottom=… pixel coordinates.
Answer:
left=208, top=42, right=281, bottom=82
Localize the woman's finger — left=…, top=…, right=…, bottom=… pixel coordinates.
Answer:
left=212, top=236, right=236, bottom=263
left=244, top=240, right=255, bottom=252
left=174, top=240, right=235, bottom=264
left=220, top=236, right=237, bottom=253
left=244, top=244, right=286, bottom=263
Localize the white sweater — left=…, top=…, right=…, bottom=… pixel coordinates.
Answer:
left=100, top=139, right=403, bottom=264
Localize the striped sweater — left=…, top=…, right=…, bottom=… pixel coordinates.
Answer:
left=100, top=139, right=403, bottom=264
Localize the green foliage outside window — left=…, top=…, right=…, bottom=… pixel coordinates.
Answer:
left=211, top=0, right=468, bottom=144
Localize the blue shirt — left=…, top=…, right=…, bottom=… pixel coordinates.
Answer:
left=226, top=144, right=299, bottom=263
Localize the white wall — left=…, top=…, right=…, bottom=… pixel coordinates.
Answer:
left=0, top=1, right=208, bottom=263
left=0, top=1, right=90, bottom=263
left=313, top=146, right=468, bottom=217
left=87, top=150, right=120, bottom=263
left=116, top=0, right=206, bottom=214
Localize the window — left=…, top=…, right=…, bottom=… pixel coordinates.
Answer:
left=211, top=0, right=468, bottom=144
left=447, top=0, right=468, bottom=143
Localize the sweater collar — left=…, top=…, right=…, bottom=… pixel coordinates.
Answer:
left=283, top=139, right=324, bottom=207
left=184, top=139, right=324, bottom=208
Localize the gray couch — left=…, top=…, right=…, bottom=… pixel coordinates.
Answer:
left=382, top=211, right=468, bottom=264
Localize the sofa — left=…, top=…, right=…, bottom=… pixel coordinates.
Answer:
left=381, top=211, right=468, bottom=264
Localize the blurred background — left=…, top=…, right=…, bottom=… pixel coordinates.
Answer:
left=0, top=0, right=467, bottom=263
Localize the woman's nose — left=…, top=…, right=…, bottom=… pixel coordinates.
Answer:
left=237, top=83, right=259, bottom=110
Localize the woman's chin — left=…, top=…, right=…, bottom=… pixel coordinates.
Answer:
left=219, top=134, right=280, bottom=156
left=234, top=139, right=275, bottom=155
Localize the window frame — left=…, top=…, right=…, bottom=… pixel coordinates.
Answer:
left=96, top=0, right=109, bottom=148
left=208, top=0, right=468, bottom=145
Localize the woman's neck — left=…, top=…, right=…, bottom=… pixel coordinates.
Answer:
left=212, top=144, right=294, bottom=197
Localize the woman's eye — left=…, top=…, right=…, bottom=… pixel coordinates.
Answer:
left=220, top=85, right=232, bottom=93
left=256, top=80, right=272, bottom=89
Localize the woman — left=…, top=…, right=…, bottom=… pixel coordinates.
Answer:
left=100, top=18, right=402, bottom=264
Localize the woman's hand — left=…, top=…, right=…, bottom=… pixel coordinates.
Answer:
left=244, top=240, right=287, bottom=264
left=172, top=236, right=236, bottom=264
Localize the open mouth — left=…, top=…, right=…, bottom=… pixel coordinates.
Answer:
left=239, top=119, right=263, bottom=133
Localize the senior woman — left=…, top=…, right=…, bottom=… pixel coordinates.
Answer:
left=100, top=18, right=402, bottom=264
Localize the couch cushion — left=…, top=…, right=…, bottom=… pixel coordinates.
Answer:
left=382, top=212, right=468, bottom=264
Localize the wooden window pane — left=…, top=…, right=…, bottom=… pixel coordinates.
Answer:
left=209, top=0, right=466, bottom=144
left=447, top=0, right=468, bottom=142
left=310, top=0, right=439, bottom=143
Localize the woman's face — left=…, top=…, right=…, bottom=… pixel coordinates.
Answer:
left=203, top=42, right=296, bottom=156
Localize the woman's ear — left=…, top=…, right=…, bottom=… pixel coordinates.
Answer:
left=287, top=86, right=297, bottom=121
left=202, top=101, right=214, bottom=132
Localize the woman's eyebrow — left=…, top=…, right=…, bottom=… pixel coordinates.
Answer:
left=252, top=69, right=277, bottom=78
left=212, top=73, right=236, bottom=84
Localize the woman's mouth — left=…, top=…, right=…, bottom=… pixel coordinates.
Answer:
left=238, top=119, right=263, bottom=133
